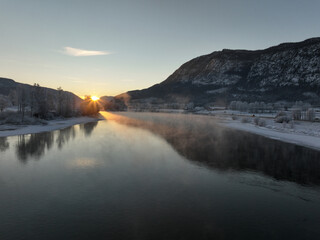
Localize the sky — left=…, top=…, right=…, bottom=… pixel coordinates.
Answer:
left=0, top=0, right=320, bottom=97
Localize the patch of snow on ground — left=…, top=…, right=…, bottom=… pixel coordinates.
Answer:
left=156, top=108, right=320, bottom=151
left=0, top=116, right=103, bottom=137
left=217, top=114, right=320, bottom=151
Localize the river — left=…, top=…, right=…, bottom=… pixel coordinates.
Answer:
left=0, top=112, right=319, bottom=240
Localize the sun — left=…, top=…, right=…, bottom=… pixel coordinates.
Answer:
left=91, top=96, right=100, bottom=101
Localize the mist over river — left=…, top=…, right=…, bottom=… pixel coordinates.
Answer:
left=0, top=112, right=320, bottom=240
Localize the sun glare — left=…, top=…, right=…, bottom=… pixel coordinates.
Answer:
left=91, top=96, right=99, bottom=101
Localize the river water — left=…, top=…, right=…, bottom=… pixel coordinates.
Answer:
left=0, top=112, right=319, bottom=240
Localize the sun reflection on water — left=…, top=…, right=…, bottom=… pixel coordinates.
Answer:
left=69, top=158, right=100, bottom=169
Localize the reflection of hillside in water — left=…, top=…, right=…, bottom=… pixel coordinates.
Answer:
left=108, top=112, right=320, bottom=186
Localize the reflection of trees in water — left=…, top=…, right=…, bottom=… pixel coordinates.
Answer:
left=16, top=132, right=54, bottom=162
left=16, top=126, right=77, bottom=162
left=80, top=121, right=98, bottom=136
left=0, top=137, right=9, bottom=152
left=110, top=113, right=320, bottom=186
left=56, top=126, right=76, bottom=149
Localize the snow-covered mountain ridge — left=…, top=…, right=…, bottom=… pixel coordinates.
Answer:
left=123, top=37, right=320, bottom=105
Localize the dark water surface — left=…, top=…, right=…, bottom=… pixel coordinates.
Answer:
left=0, top=112, right=320, bottom=240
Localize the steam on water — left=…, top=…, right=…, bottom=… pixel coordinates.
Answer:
left=1, top=112, right=320, bottom=240
left=103, top=111, right=320, bottom=185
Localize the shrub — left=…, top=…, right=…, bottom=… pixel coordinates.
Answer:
left=254, top=117, right=260, bottom=125
left=275, top=116, right=291, bottom=123
left=0, top=112, right=48, bottom=125
left=258, top=119, right=266, bottom=127
left=241, top=117, right=250, bottom=123
left=0, top=111, right=12, bottom=121
left=275, top=111, right=291, bottom=123
left=1, top=112, right=22, bottom=124
left=254, top=117, right=266, bottom=127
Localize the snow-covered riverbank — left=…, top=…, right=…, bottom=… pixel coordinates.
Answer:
left=132, top=109, right=320, bottom=151
left=220, top=120, right=320, bottom=151
left=212, top=114, right=320, bottom=151
left=0, top=116, right=103, bottom=137
left=2, top=109, right=320, bottom=151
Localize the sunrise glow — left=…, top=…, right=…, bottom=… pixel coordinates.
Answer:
left=91, top=96, right=100, bottom=101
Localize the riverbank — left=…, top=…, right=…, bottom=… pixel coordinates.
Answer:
left=2, top=109, right=320, bottom=151
left=0, top=116, right=103, bottom=137
left=204, top=111, right=320, bottom=151
left=219, top=119, right=320, bottom=151
left=179, top=109, right=320, bottom=151
left=126, top=110, right=320, bottom=151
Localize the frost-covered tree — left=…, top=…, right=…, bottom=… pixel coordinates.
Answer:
left=57, top=87, right=64, bottom=116
left=229, top=101, right=237, bottom=110
left=17, top=87, right=29, bottom=121
left=306, top=108, right=315, bottom=121
left=248, top=102, right=258, bottom=113
left=0, top=95, right=8, bottom=112
left=292, top=109, right=302, bottom=120
left=8, top=90, right=18, bottom=106
left=33, top=84, right=49, bottom=118
left=236, top=101, right=248, bottom=112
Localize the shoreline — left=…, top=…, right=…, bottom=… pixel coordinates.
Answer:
left=0, top=116, right=103, bottom=137
left=219, top=120, right=320, bottom=151
left=123, top=110, right=320, bottom=151
left=2, top=110, right=320, bottom=151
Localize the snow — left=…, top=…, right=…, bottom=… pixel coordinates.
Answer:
left=3, top=106, right=18, bottom=112
left=217, top=115, right=320, bottom=151
left=221, top=121, right=320, bottom=150
left=2, top=107, right=320, bottom=151
left=156, top=108, right=320, bottom=151
left=206, top=88, right=227, bottom=94
left=0, top=116, right=102, bottom=137
left=189, top=108, right=320, bottom=150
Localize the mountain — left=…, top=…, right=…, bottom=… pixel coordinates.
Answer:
left=0, top=77, right=83, bottom=108
left=115, top=37, right=320, bottom=108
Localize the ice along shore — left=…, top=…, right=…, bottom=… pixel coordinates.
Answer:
left=0, top=116, right=102, bottom=137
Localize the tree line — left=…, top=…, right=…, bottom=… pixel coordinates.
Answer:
left=229, top=100, right=317, bottom=121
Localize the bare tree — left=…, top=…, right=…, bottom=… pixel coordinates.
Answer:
left=57, top=87, right=64, bottom=116
left=292, top=109, right=302, bottom=120
left=17, top=87, right=28, bottom=121
left=8, top=90, right=18, bottom=106
left=30, top=85, right=36, bottom=117
left=33, top=84, right=48, bottom=118
left=306, top=108, right=315, bottom=121
left=0, top=95, right=8, bottom=112
left=64, top=93, right=72, bottom=117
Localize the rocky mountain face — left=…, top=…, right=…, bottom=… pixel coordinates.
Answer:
left=119, top=37, right=320, bottom=108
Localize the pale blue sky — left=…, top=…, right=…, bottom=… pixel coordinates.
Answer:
left=0, top=0, right=319, bottom=97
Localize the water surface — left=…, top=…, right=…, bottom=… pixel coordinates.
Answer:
left=0, top=112, right=320, bottom=240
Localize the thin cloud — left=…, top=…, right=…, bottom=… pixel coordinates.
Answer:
left=62, top=47, right=110, bottom=56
